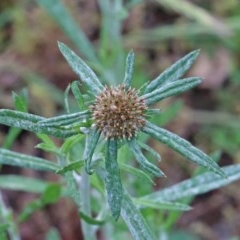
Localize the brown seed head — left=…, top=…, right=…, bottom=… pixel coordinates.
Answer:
left=90, top=84, right=147, bottom=139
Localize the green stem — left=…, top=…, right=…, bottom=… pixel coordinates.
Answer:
left=0, top=193, right=20, bottom=240
left=79, top=171, right=96, bottom=240
left=78, top=140, right=97, bottom=240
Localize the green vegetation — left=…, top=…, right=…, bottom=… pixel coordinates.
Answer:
left=0, top=1, right=240, bottom=239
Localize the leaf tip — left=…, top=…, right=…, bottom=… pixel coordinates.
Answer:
left=157, top=168, right=166, bottom=178
left=192, top=49, right=201, bottom=58
left=196, top=77, right=203, bottom=84
left=57, top=41, right=64, bottom=48
left=129, top=49, right=134, bottom=56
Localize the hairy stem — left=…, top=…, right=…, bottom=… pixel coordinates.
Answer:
left=79, top=170, right=96, bottom=240
left=0, top=193, right=20, bottom=240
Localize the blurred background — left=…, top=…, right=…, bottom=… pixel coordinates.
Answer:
left=0, top=0, right=240, bottom=239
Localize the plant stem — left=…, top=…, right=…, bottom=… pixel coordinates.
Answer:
left=0, top=193, right=20, bottom=240
left=79, top=170, right=96, bottom=240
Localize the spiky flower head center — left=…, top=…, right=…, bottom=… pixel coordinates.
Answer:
left=90, top=84, right=147, bottom=139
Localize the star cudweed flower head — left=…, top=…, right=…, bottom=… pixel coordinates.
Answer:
left=58, top=42, right=225, bottom=220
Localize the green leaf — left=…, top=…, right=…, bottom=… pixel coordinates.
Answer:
left=105, top=139, right=123, bottom=220
left=41, top=184, right=61, bottom=204
left=58, top=42, right=104, bottom=94
left=37, top=0, right=98, bottom=62
left=143, top=121, right=226, bottom=177
left=18, top=200, right=42, bottom=222
left=141, top=164, right=240, bottom=202
left=121, top=191, right=155, bottom=240
left=120, top=163, right=155, bottom=185
left=35, top=144, right=59, bottom=154
left=3, top=86, right=27, bottom=149
left=154, top=0, right=229, bottom=35
left=144, top=49, right=200, bottom=94
left=128, top=139, right=165, bottom=177
left=79, top=211, right=105, bottom=225
left=2, top=127, right=22, bottom=149
left=36, top=134, right=60, bottom=154
left=63, top=83, right=71, bottom=113
left=0, top=148, right=59, bottom=172
left=0, top=109, right=79, bottom=138
left=145, top=108, right=161, bottom=116
left=71, top=81, right=86, bottom=110
left=143, top=77, right=202, bottom=105
left=0, top=175, right=50, bottom=193
left=134, top=198, right=192, bottom=211
left=0, top=109, right=44, bottom=122
left=38, top=111, right=90, bottom=127
left=37, top=134, right=57, bottom=147
left=56, top=160, right=84, bottom=174
left=84, top=126, right=100, bottom=174
left=12, top=89, right=28, bottom=112
left=138, top=141, right=161, bottom=162
left=60, top=134, right=84, bottom=154
left=123, top=50, right=134, bottom=88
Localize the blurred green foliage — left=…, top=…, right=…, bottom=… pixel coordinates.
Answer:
left=0, top=0, right=240, bottom=239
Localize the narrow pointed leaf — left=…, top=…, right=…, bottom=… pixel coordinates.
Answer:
left=71, top=81, right=86, bottom=110
left=38, top=111, right=90, bottom=127
left=143, top=77, right=202, bottom=105
left=2, top=127, right=22, bottom=149
left=63, top=83, right=71, bottom=113
left=0, top=175, right=50, bottom=193
left=144, top=49, right=200, bottom=94
left=120, top=163, right=155, bottom=185
left=123, top=50, right=134, bottom=88
left=105, top=139, right=122, bottom=220
left=84, top=126, right=100, bottom=174
left=0, top=109, right=44, bottom=122
left=60, top=134, right=84, bottom=154
left=12, top=90, right=28, bottom=112
left=0, top=109, right=79, bottom=138
left=154, top=0, right=230, bottom=35
left=0, top=148, right=59, bottom=172
left=134, top=198, right=192, bottom=211
left=141, top=164, right=240, bottom=202
left=79, top=211, right=105, bottom=225
left=128, top=139, right=165, bottom=177
left=41, top=184, right=61, bottom=204
left=58, top=42, right=104, bottom=94
left=145, top=108, right=161, bottom=116
left=37, top=134, right=57, bottom=146
left=18, top=199, right=42, bottom=222
left=37, top=0, right=98, bottom=62
left=121, top=191, right=155, bottom=240
left=19, top=185, right=61, bottom=221
left=143, top=121, right=226, bottom=177
left=138, top=142, right=161, bottom=162
left=56, top=160, right=84, bottom=174
left=36, top=134, right=60, bottom=154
